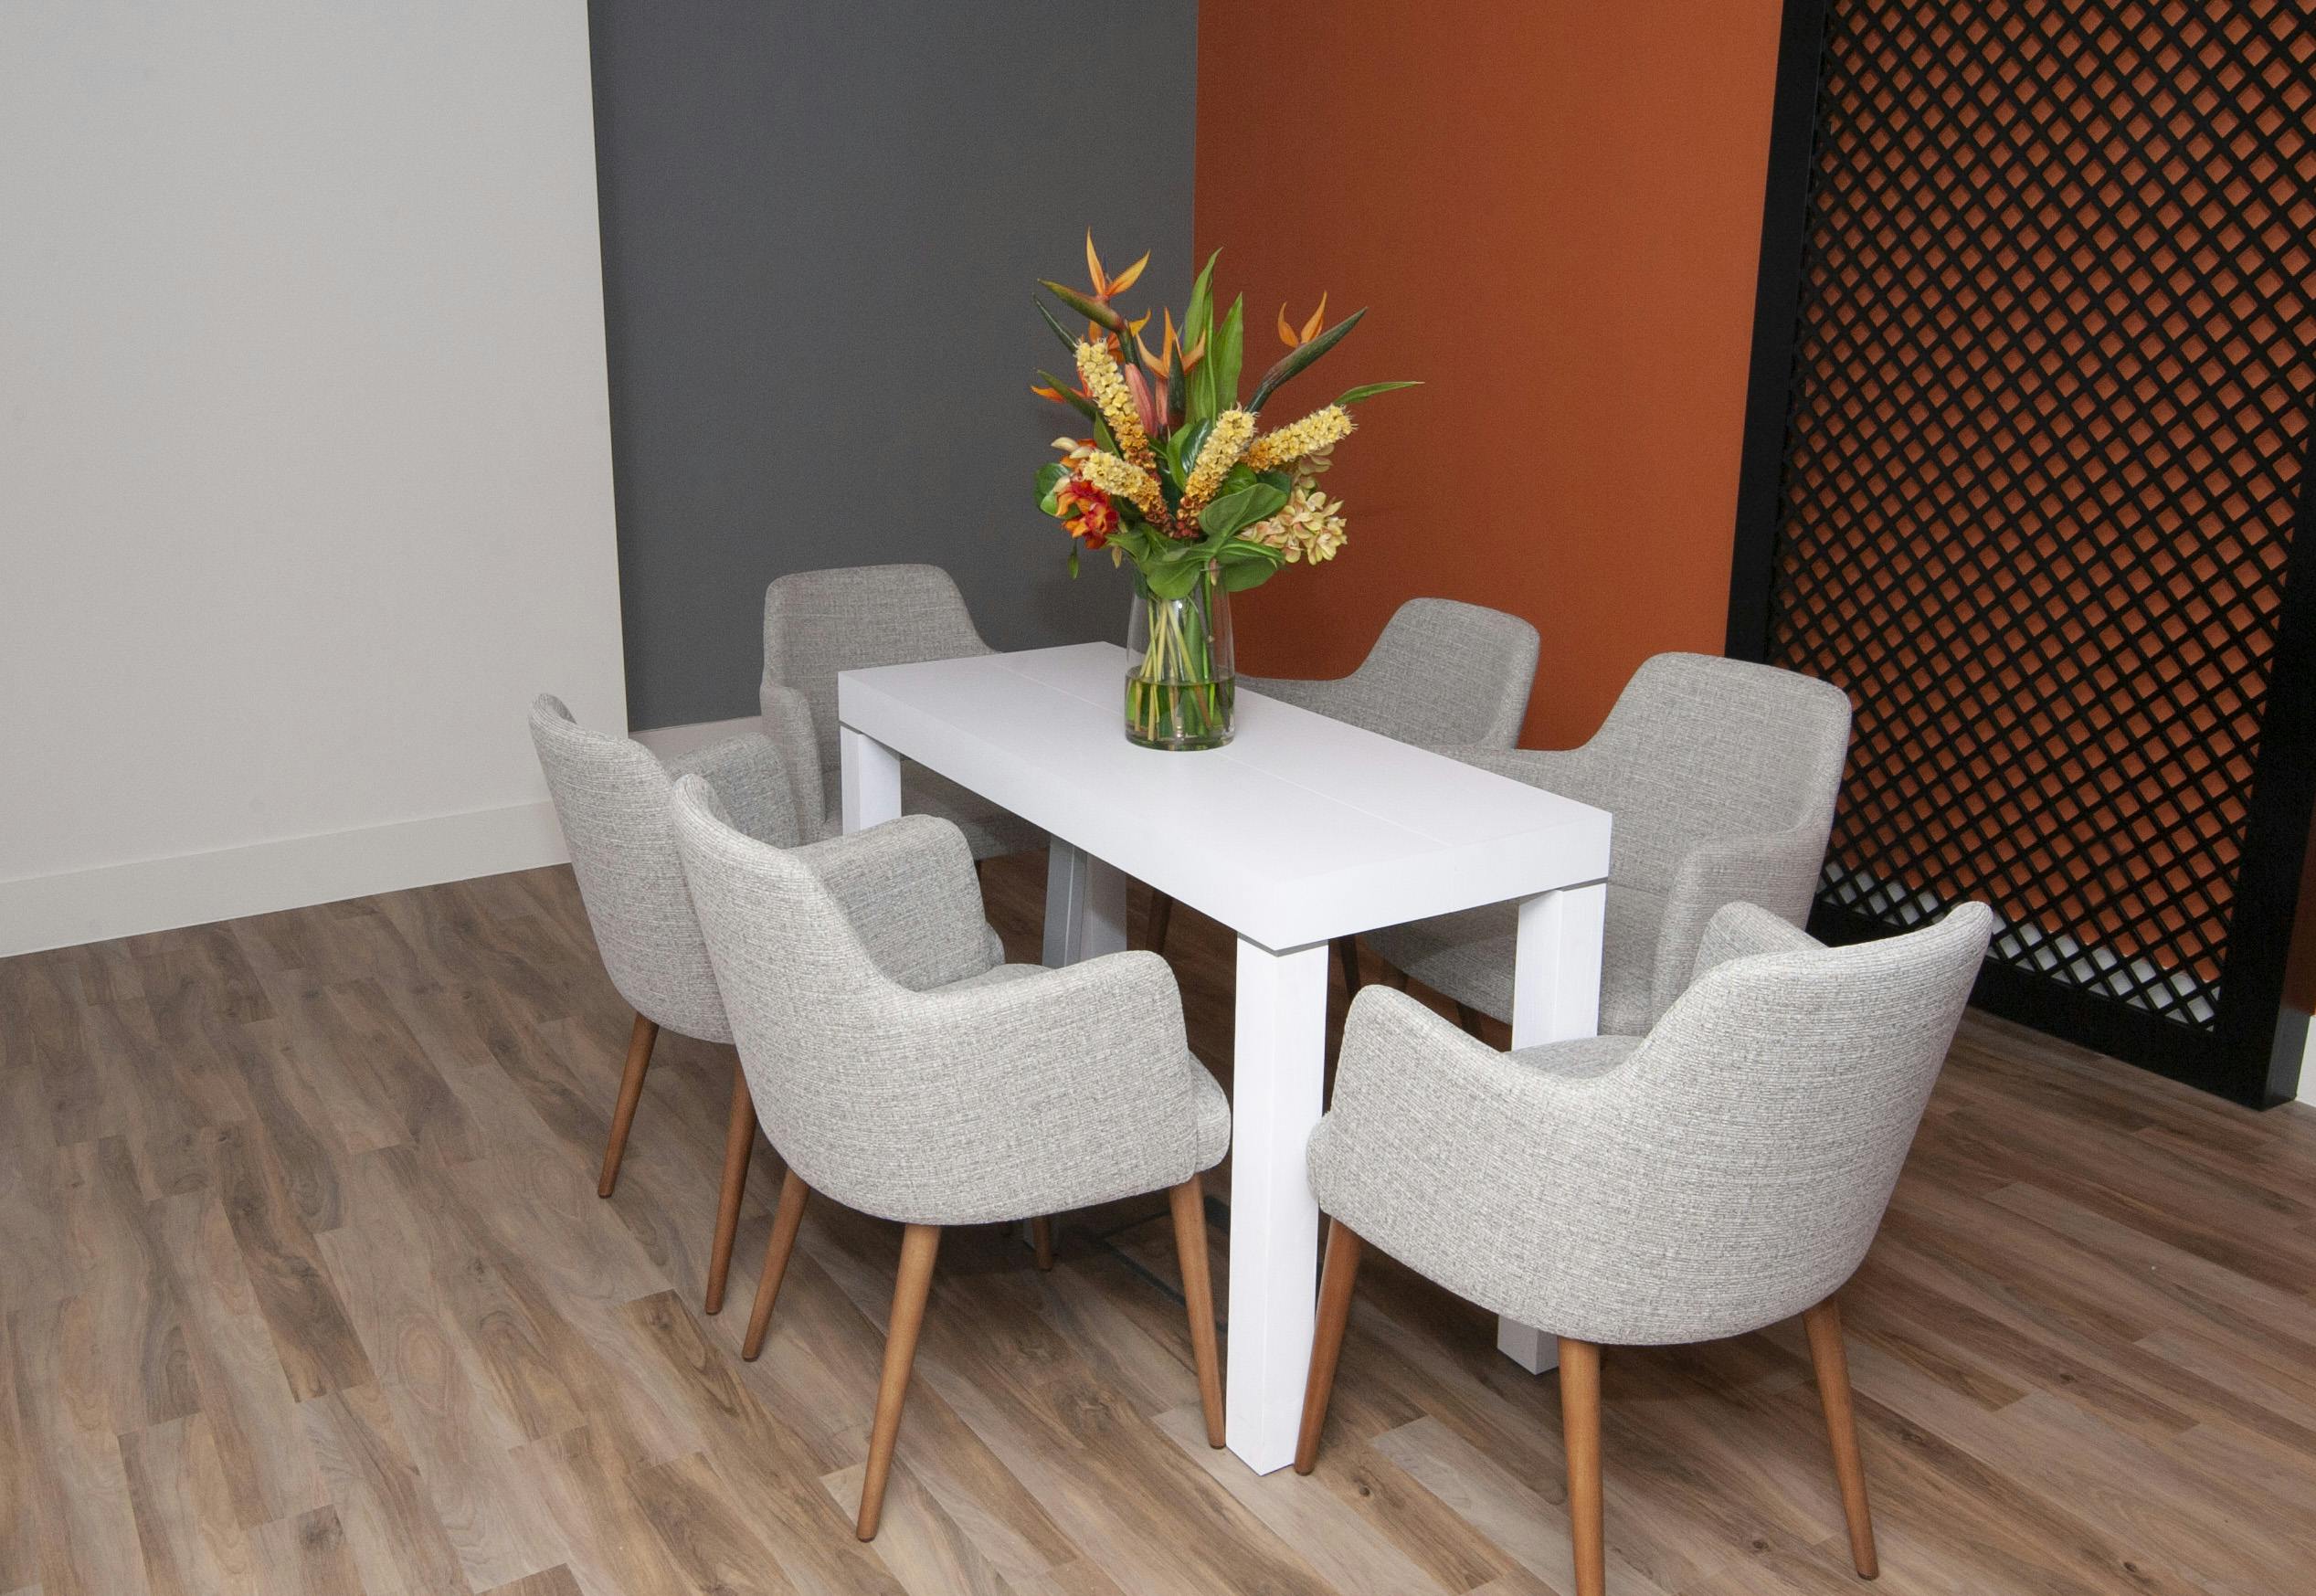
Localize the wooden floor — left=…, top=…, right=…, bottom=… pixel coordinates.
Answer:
left=5, top=853, right=2315, bottom=1596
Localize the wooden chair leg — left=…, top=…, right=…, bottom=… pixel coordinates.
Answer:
left=1169, top=1176, right=1225, bottom=1448
left=703, top=1061, right=757, bottom=1314
left=1031, top=1216, right=1055, bottom=1272
left=1147, top=890, right=1175, bottom=954
left=856, top=1223, right=942, bottom=1540
left=1455, top=1002, right=1486, bottom=1039
left=1388, top=965, right=1412, bottom=992
left=741, top=1169, right=811, bottom=1360
left=1560, top=1338, right=1605, bottom=1596
left=1334, top=935, right=1362, bottom=999
left=597, top=1012, right=660, bottom=1197
left=1803, top=1296, right=1879, bottom=1579
left=1295, top=1218, right=1365, bottom=1473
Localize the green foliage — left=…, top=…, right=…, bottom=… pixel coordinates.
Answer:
left=1196, top=480, right=1288, bottom=542
left=1214, top=296, right=1244, bottom=410
left=1248, top=308, right=1367, bottom=412
left=1036, top=373, right=1099, bottom=424
left=1336, top=380, right=1422, bottom=406
left=1039, top=280, right=1123, bottom=332
left=1035, top=298, right=1079, bottom=353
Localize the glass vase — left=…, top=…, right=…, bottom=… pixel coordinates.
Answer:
left=1125, top=564, right=1235, bottom=750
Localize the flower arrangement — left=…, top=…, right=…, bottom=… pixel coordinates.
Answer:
left=1032, top=235, right=1413, bottom=592
left=1031, top=235, right=1414, bottom=747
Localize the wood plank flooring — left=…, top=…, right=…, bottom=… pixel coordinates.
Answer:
left=4, top=853, right=2313, bottom=1595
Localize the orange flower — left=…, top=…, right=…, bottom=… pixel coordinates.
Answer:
left=1054, top=478, right=1116, bottom=549
left=1276, top=292, right=1329, bottom=349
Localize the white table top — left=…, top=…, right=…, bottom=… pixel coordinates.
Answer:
left=840, top=642, right=1610, bottom=952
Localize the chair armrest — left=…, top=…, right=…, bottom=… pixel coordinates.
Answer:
left=1649, top=825, right=1830, bottom=1016
left=1450, top=744, right=1612, bottom=806
left=1688, top=900, right=1823, bottom=986
left=1312, top=988, right=1645, bottom=1319
left=664, top=734, right=801, bottom=849
left=849, top=950, right=1211, bottom=1221
left=759, top=681, right=827, bottom=838
left=791, top=815, right=994, bottom=992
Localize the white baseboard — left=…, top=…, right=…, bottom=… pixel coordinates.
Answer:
left=0, top=798, right=569, bottom=958
left=631, top=714, right=758, bottom=761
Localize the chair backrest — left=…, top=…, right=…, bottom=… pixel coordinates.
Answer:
left=528, top=696, right=730, bottom=1041
left=1348, top=597, right=1540, bottom=747
left=1584, top=653, right=1851, bottom=892
left=668, top=774, right=917, bottom=1194
left=1578, top=901, right=1992, bottom=1342
left=763, top=564, right=991, bottom=779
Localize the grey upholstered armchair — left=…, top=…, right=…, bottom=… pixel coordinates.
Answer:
left=528, top=696, right=806, bottom=1316
left=1240, top=596, right=1540, bottom=748
left=761, top=563, right=1042, bottom=859
left=1297, top=899, right=1994, bottom=1596
left=670, top=776, right=1230, bottom=1541
left=1361, top=652, right=1853, bottom=1035
left=1149, top=596, right=1541, bottom=959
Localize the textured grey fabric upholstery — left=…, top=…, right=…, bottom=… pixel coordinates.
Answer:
left=672, top=777, right=1229, bottom=1227
left=1365, top=653, right=1853, bottom=1032
left=761, top=564, right=1043, bottom=858
left=529, top=697, right=809, bottom=1042
left=1238, top=597, right=1539, bottom=749
left=1311, top=901, right=1993, bottom=1346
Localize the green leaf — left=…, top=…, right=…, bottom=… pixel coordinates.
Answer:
left=1183, top=249, right=1220, bottom=346
left=1036, top=374, right=1099, bottom=424
left=1139, top=555, right=1206, bottom=600
left=1248, top=307, right=1367, bottom=412
left=1035, top=298, right=1079, bottom=353
left=1214, top=295, right=1244, bottom=409
left=1336, top=380, right=1422, bottom=406
left=1039, top=280, right=1123, bottom=333
left=1197, top=481, right=1288, bottom=542
left=1068, top=544, right=1080, bottom=577
left=1173, top=417, right=1213, bottom=490
left=1035, top=461, right=1068, bottom=500
left=1214, top=540, right=1285, bottom=590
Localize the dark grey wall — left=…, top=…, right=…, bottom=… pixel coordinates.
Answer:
left=588, top=3, right=1198, bottom=728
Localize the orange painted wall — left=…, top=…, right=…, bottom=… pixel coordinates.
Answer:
left=1196, top=1, right=1785, bottom=749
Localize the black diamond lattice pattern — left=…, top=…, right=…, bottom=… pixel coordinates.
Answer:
left=1768, top=0, right=2316, bottom=1030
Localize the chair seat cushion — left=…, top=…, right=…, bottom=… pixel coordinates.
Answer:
left=1363, top=883, right=1663, bottom=1036
left=818, top=762, right=1044, bottom=861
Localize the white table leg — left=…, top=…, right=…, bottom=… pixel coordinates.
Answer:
left=1226, top=936, right=1329, bottom=1474
left=839, top=725, right=902, bottom=834
left=1497, top=881, right=1608, bottom=1375
left=1041, top=838, right=1128, bottom=968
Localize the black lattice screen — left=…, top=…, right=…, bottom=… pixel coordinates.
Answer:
left=1731, top=0, right=2316, bottom=1105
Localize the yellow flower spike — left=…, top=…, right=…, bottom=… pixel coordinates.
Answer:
left=1074, top=340, right=1155, bottom=467
left=1244, top=404, right=1355, bottom=471
left=1081, top=449, right=1168, bottom=522
left=1179, top=408, right=1256, bottom=522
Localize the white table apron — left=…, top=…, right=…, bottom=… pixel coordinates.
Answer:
left=838, top=644, right=1608, bottom=1474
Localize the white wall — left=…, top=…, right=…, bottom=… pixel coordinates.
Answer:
left=0, top=2, right=625, bottom=955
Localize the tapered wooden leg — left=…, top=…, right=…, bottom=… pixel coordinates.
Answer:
left=1334, top=935, right=1362, bottom=999
left=857, top=1223, right=941, bottom=1540
left=1560, top=1338, right=1604, bottom=1596
left=741, top=1169, right=811, bottom=1360
left=1169, top=1176, right=1225, bottom=1448
left=1031, top=1216, right=1054, bottom=1272
left=703, top=1061, right=757, bottom=1314
left=1455, top=1002, right=1486, bottom=1039
left=1803, top=1297, right=1879, bottom=1579
left=597, top=1012, right=660, bottom=1197
left=1147, top=890, right=1175, bottom=954
left=1295, top=1218, right=1364, bottom=1474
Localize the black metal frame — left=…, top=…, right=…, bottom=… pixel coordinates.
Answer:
left=1729, top=0, right=2316, bottom=1107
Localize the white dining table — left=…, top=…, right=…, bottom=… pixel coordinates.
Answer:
left=838, top=641, right=1611, bottom=1474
